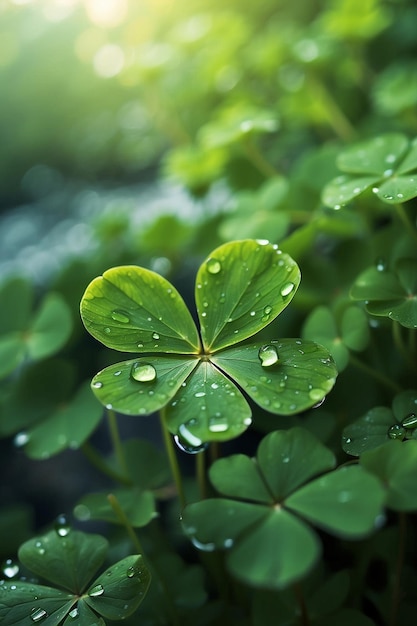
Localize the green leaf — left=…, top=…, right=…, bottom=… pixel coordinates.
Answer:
left=342, top=406, right=395, bottom=456
left=209, top=455, right=274, bottom=504
left=337, top=133, right=409, bottom=176
left=195, top=240, right=300, bottom=352
left=165, top=360, right=252, bottom=444
left=122, top=438, right=170, bottom=489
left=23, top=382, right=103, bottom=459
left=376, top=174, right=417, bottom=204
left=397, top=136, right=417, bottom=174
left=74, top=488, right=157, bottom=528
left=90, top=356, right=199, bottom=416
left=285, top=466, right=385, bottom=538
left=226, top=509, right=320, bottom=589
left=341, top=305, right=370, bottom=351
left=26, top=293, right=73, bottom=360
left=322, top=175, right=379, bottom=207
left=80, top=266, right=201, bottom=354
left=84, top=555, right=151, bottom=620
left=212, top=339, right=337, bottom=415
left=360, top=441, right=417, bottom=511
left=256, top=428, right=336, bottom=500
left=0, top=582, right=75, bottom=626
left=18, top=530, right=108, bottom=593
left=0, top=277, right=32, bottom=334
left=64, top=602, right=105, bottom=626
left=0, top=334, right=26, bottom=380
left=302, top=306, right=350, bottom=371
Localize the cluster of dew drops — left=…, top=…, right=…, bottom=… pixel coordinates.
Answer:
left=0, top=513, right=142, bottom=624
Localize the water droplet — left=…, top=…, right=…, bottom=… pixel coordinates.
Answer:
left=14, top=431, right=29, bottom=448
left=223, top=538, right=234, bottom=549
left=375, top=257, right=387, bottom=271
left=308, top=388, right=323, bottom=403
left=104, top=327, right=111, bottom=334
left=89, top=584, right=104, bottom=597
left=402, top=413, right=417, bottom=429
left=190, top=536, right=216, bottom=552
left=385, top=153, right=396, bottom=164
left=114, top=370, right=122, bottom=377
left=207, top=258, right=222, bottom=274
left=2, top=559, right=19, bottom=578
left=344, top=437, right=352, bottom=444
left=282, top=456, right=290, bottom=464
left=208, top=415, right=229, bottom=433
left=383, top=169, right=393, bottom=178
left=387, top=424, right=405, bottom=440
left=92, top=381, right=103, bottom=389
left=152, top=332, right=160, bottom=340
left=258, top=344, right=280, bottom=367
left=131, top=361, right=157, bottom=383
left=372, top=187, right=379, bottom=193
left=127, top=565, right=141, bottom=578
left=55, top=514, right=71, bottom=537
left=263, top=305, right=272, bottom=315
left=111, top=310, right=130, bottom=323
left=280, top=282, right=295, bottom=297
left=174, top=422, right=208, bottom=454
left=68, top=608, right=79, bottom=619
left=30, top=608, right=48, bottom=622
left=194, top=391, right=206, bottom=398
left=35, top=541, right=45, bottom=555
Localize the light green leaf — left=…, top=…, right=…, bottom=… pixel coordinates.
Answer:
left=227, top=509, right=320, bottom=589
left=257, top=428, right=336, bottom=500
left=165, top=360, right=252, bottom=444
left=18, top=530, right=108, bottom=593
left=322, top=175, right=379, bottom=207
left=0, top=582, right=75, bottom=626
left=209, top=455, right=274, bottom=504
left=0, top=334, right=26, bottom=380
left=84, top=555, right=151, bottom=620
left=302, top=306, right=350, bottom=371
left=285, top=466, right=385, bottom=538
left=80, top=266, right=201, bottom=354
left=74, top=488, right=157, bottom=528
left=360, top=440, right=417, bottom=511
left=376, top=175, right=417, bottom=204
left=90, top=356, right=199, bottom=416
left=396, top=136, right=417, bottom=174
left=195, top=240, right=300, bottom=352
left=341, top=305, right=370, bottom=351
left=27, top=293, right=73, bottom=360
left=337, top=133, right=408, bottom=175
left=212, top=339, right=337, bottom=415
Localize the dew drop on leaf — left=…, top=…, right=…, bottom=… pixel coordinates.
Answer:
left=89, top=584, right=105, bottom=597
left=208, top=415, right=229, bottom=433
left=13, top=431, right=30, bottom=448
left=174, top=422, right=208, bottom=454
left=92, top=381, right=103, bottom=389
left=190, top=536, right=216, bottom=552
left=127, top=565, right=141, bottom=578
left=131, top=361, right=157, bottom=383
left=152, top=332, right=160, bottom=340
left=258, top=344, right=279, bottom=367
left=55, top=513, right=71, bottom=537
left=68, top=608, right=79, bottom=619
left=375, top=257, right=387, bottom=271
left=308, top=388, right=324, bottom=403
left=30, top=608, right=48, bottom=623
left=402, top=413, right=417, bottom=429
left=104, top=327, right=111, bottom=334
left=387, top=424, right=405, bottom=440
left=111, top=309, right=130, bottom=323
left=206, top=258, right=222, bottom=274
left=2, top=559, right=19, bottom=579
left=280, top=282, right=295, bottom=297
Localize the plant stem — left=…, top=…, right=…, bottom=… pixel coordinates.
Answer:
left=348, top=353, right=402, bottom=393
left=241, top=137, right=280, bottom=178
left=394, top=203, right=417, bottom=245
left=107, top=409, right=128, bottom=476
left=293, top=583, right=310, bottom=626
left=196, top=450, right=207, bottom=500
left=307, top=75, right=356, bottom=141
left=159, top=408, right=186, bottom=510
left=393, top=321, right=417, bottom=373
left=390, top=512, right=407, bottom=626
left=81, top=442, right=130, bottom=485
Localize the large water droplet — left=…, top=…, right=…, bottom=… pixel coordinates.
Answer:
left=206, top=258, right=222, bottom=274
left=152, top=332, right=160, bottom=340
left=2, top=559, right=19, bottom=578
left=30, top=608, right=48, bottom=623
left=111, top=310, right=130, bottom=323
left=68, top=608, right=79, bottom=619
left=190, top=536, right=216, bottom=552
left=89, top=584, right=104, bottom=597
left=387, top=424, right=405, bottom=440
left=174, top=422, right=208, bottom=454
left=258, top=344, right=280, bottom=367
left=92, top=381, right=103, bottom=389
left=208, top=415, right=229, bottom=433
left=55, top=514, right=71, bottom=537
left=402, top=413, right=417, bottom=429
left=131, top=361, right=157, bottom=383
left=280, top=282, right=295, bottom=297
left=308, top=388, right=323, bottom=403
left=14, top=431, right=30, bottom=448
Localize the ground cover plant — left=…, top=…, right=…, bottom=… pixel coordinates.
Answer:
left=1, top=0, right=417, bottom=625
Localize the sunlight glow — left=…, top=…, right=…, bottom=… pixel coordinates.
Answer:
left=85, top=0, right=128, bottom=28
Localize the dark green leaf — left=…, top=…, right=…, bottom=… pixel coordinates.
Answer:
left=209, top=454, right=274, bottom=504
left=285, top=466, right=385, bottom=538
left=195, top=240, right=300, bottom=352
left=74, top=488, right=157, bottom=528
left=0, top=582, right=74, bottom=626
left=342, top=406, right=400, bottom=456
left=18, top=530, right=108, bottom=593
left=63, top=601, right=105, bottom=626
left=0, top=334, right=26, bottom=380
left=122, top=438, right=170, bottom=489
left=302, top=306, right=350, bottom=371
left=80, top=265, right=201, bottom=354
left=84, top=555, right=151, bottom=619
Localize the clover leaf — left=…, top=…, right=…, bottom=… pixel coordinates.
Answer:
left=322, top=133, right=417, bottom=207
left=80, top=240, right=338, bottom=447
left=182, top=428, right=385, bottom=589
left=342, top=390, right=417, bottom=456
left=350, top=258, right=417, bottom=329
left=0, top=528, right=151, bottom=625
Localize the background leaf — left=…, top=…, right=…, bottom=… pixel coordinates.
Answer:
left=0, top=582, right=75, bottom=626
left=195, top=240, right=301, bottom=352
left=336, top=133, right=408, bottom=175
left=80, top=265, right=201, bottom=354
left=74, top=488, right=157, bottom=528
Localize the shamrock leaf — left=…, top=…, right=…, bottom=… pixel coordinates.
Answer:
left=350, top=258, right=417, bottom=329
left=0, top=528, right=151, bottom=625
left=322, top=133, right=417, bottom=207
left=182, top=428, right=385, bottom=589
left=342, top=390, right=417, bottom=456
left=80, top=240, right=338, bottom=446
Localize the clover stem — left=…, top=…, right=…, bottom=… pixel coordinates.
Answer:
left=306, top=74, right=356, bottom=141
left=394, top=203, right=417, bottom=245
left=196, top=450, right=208, bottom=500
left=241, top=136, right=280, bottom=178
left=389, top=512, right=407, bottom=626
left=348, top=353, right=402, bottom=393
left=107, top=408, right=128, bottom=476
left=107, top=493, right=181, bottom=626
left=392, top=322, right=416, bottom=373
left=81, top=441, right=131, bottom=485
left=159, top=407, right=186, bottom=510
left=293, top=583, right=310, bottom=626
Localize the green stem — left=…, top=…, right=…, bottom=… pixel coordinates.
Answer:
left=348, top=353, right=402, bottom=393
left=81, top=442, right=130, bottom=485
left=293, top=583, right=310, bottom=626
left=394, top=204, right=417, bottom=245
left=241, top=137, right=280, bottom=178
left=107, top=409, right=128, bottom=476
left=307, top=75, right=356, bottom=141
left=196, top=450, right=207, bottom=500
left=390, top=512, right=407, bottom=626
left=393, top=321, right=417, bottom=373
left=159, top=408, right=186, bottom=510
